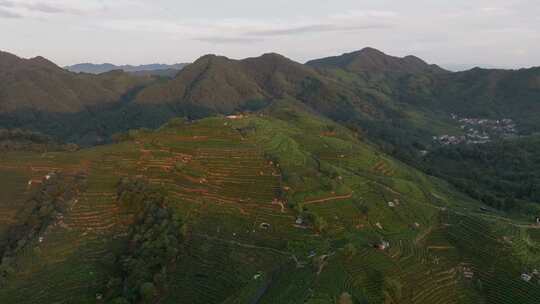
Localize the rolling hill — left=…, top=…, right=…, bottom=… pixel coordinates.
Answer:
left=0, top=102, right=538, bottom=303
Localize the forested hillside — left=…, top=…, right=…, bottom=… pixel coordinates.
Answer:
left=422, top=136, right=540, bottom=212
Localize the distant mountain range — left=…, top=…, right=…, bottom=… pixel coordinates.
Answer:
left=64, top=62, right=190, bottom=77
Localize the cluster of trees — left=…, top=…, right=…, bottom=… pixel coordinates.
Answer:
left=0, top=101, right=215, bottom=147
left=291, top=203, right=328, bottom=233
left=0, top=128, right=51, bottom=143
left=0, top=128, right=78, bottom=152
left=106, top=178, right=184, bottom=304
left=422, top=136, right=540, bottom=211
left=0, top=172, right=86, bottom=286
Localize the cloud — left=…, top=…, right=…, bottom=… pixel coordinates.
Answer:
left=0, top=7, right=20, bottom=18
left=0, top=0, right=105, bottom=17
left=245, top=23, right=392, bottom=37
left=330, top=10, right=398, bottom=19
left=194, top=37, right=263, bottom=44
left=25, top=2, right=71, bottom=14
left=192, top=22, right=391, bottom=45
left=100, top=11, right=396, bottom=45
left=240, top=10, right=396, bottom=37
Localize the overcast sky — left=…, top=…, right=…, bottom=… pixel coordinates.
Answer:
left=0, top=0, right=539, bottom=70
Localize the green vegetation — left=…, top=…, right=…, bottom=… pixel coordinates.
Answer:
left=0, top=108, right=538, bottom=302
left=0, top=128, right=79, bottom=152
left=106, top=178, right=184, bottom=303
left=1, top=47, right=540, bottom=303
left=0, top=172, right=86, bottom=286
left=0, top=51, right=152, bottom=114
left=422, top=136, right=540, bottom=213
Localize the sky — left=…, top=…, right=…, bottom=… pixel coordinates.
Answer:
left=0, top=0, right=539, bottom=70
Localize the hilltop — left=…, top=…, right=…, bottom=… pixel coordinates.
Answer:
left=306, top=47, right=447, bottom=74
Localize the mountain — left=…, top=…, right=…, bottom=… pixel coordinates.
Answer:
left=1, top=48, right=539, bottom=158
left=1, top=48, right=540, bottom=303
left=65, top=62, right=118, bottom=74
left=134, top=53, right=362, bottom=116
left=306, top=47, right=447, bottom=74
left=399, top=67, right=540, bottom=132
left=0, top=50, right=152, bottom=114
left=65, top=62, right=189, bottom=76
left=129, top=68, right=181, bottom=78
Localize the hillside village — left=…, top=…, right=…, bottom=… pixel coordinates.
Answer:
left=433, top=115, right=518, bottom=145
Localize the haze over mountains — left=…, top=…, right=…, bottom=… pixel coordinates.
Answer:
left=64, top=62, right=190, bottom=77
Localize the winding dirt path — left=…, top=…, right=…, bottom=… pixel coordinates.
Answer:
left=303, top=193, right=353, bottom=205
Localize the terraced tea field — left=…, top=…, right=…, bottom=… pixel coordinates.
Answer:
left=0, top=109, right=539, bottom=303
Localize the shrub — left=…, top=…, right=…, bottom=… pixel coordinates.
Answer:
left=110, top=297, right=130, bottom=304
left=314, top=215, right=328, bottom=233
left=344, top=243, right=357, bottom=260
left=338, top=292, right=353, bottom=304
left=110, top=178, right=184, bottom=303
left=139, top=282, right=157, bottom=303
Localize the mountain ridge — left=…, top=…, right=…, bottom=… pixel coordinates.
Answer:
left=1, top=48, right=539, bottom=147
left=306, top=47, right=448, bottom=74
left=133, top=52, right=354, bottom=114
left=0, top=50, right=154, bottom=114
left=64, top=62, right=190, bottom=75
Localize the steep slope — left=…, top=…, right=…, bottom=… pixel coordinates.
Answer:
left=306, top=47, right=447, bottom=74
left=0, top=51, right=152, bottom=113
left=421, top=135, right=540, bottom=209
left=129, top=68, right=181, bottom=78
left=134, top=53, right=363, bottom=116
left=400, top=67, right=540, bottom=132
left=135, top=54, right=267, bottom=112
